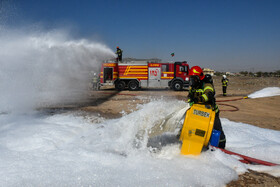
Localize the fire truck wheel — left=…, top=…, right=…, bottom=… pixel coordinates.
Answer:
left=128, top=80, right=139, bottom=91
left=115, top=81, right=125, bottom=91
left=172, top=81, right=183, bottom=91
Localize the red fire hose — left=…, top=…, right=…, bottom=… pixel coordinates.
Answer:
left=212, top=96, right=279, bottom=166
left=218, top=103, right=239, bottom=112
left=212, top=146, right=279, bottom=166
left=216, top=96, right=248, bottom=112
left=216, top=96, right=248, bottom=102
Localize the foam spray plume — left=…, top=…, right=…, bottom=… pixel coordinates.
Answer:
left=0, top=28, right=115, bottom=113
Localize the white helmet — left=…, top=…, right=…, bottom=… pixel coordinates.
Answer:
left=223, top=75, right=227, bottom=78
left=94, top=73, right=96, bottom=76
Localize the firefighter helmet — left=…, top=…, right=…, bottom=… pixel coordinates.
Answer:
left=117, top=46, right=119, bottom=49
left=189, top=66, right=205, bottom=80
left=223, top=75, right=227, bottom=79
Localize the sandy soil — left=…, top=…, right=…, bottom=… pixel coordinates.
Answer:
left=50, top=76, right=280, bottom=186
left=214, top=76, right=280, bottom=131
left=82, top=76, right=280, bottom=131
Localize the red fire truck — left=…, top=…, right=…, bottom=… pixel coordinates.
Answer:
left=99, top=60, right=190, bottom=91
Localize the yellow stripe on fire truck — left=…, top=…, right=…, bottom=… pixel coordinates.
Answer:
left=119, top=76, right=148, bottom=79
left=124, top=66, right=148, bottom=75
left=161, top=77, right=173, bottom=79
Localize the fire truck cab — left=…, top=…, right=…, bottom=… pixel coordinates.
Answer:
left=100, top=60, right=190, bottom=91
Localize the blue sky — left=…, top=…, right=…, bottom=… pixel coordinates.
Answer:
left=1, top=0, right=280, bottom=72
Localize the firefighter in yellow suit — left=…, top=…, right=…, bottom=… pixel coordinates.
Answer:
left=188, top=66, right=226, bottom=148
left=222, top=75, right=229, bottom=96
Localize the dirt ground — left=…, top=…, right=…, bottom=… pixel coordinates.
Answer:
left=82, top=76, right=280, bottom=131
left=54, top=76, right=280, bottom=186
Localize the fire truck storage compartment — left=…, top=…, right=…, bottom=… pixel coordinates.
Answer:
left=104, top=67, right=113, bottom=83
left=148, top=66, right=161, bottom=88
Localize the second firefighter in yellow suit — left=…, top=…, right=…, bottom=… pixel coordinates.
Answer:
left=222, top=75, right=229, bottom=96
left=188, top=66, right=226, bottom=149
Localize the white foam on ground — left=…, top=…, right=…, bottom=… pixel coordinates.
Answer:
left=248, top=87, right=280, bottom=98
left=0, top=97, right=279, bottom=186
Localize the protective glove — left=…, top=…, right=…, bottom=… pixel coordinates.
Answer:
left=189, top=97, right=199, bottom=106
left=188, top=98, right=195, bottom=107
left=189, top=101, right=194, bottom=107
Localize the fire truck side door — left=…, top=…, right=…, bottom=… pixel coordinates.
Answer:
left=148, top=67, right=161, bottom=88
left=104, top=67, right=113, bottom=83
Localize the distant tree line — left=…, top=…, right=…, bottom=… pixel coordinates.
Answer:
left=214, top=70, right=280, bottom=77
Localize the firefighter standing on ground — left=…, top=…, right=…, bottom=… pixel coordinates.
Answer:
left=222, top=75, right=229, bottom=96
left=187, top=66, right=226, bottom=149
left=116, top=46, right=123, bottom=62
left=92, top=73, right=99, bottom=90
